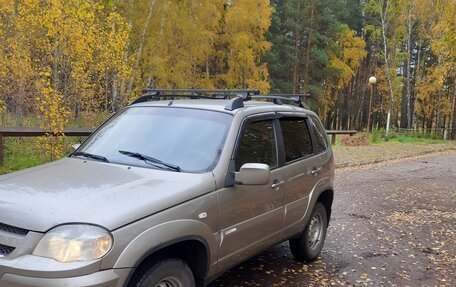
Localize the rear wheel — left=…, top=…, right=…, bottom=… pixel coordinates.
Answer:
left=132, top=258, right=195, bottom=287
left=289, top=202, right=328, bottom=262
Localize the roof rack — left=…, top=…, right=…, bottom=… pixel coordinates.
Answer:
left=133, top=89, right=260, bottom=102
left=129, top=89, right=311, bottom=111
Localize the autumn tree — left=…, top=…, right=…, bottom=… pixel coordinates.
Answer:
left=414, top=0, right=455, bottom=138
left=0, top=0, right=131, bottom=115
left=266, top=0, right=366, bottom=129
left=212, top=0, right=273, bottom=92
left=1, top=0, right=454, bottom=141
left=0, top=0, right=131, bottom=156
left=321, top=25, right=367, bottom=129
left=119, top=0, right=272, bottom=94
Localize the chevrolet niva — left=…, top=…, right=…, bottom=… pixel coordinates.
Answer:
left=0, top=89, right=334, bottom=287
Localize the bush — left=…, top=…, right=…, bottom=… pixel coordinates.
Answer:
left=368, top=129, right=446, bottom=144
left=370, top=131, right=382, bottom=144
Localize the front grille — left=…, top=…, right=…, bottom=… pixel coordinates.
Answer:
left=0, top=223, right=29, bottom=258
left=0, top=223, right=28, bottom=236
left=0, top=244, right=15, bottom=257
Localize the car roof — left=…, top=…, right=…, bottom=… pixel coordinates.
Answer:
left=131, top=99, right=317, bottom=117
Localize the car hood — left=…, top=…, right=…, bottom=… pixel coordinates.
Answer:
left=0, top=158, right=215, bottom=232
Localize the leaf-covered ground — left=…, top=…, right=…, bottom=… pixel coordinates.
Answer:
left=210, top=151, right=456, bottom=286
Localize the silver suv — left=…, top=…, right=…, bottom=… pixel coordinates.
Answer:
left=0, top=89, right=334, bottom=287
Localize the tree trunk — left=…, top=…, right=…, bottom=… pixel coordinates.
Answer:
left=291, top=30, right=299, bottom=94
left=302, top=5, right=315, bottom=94
left=435, top=58, right=443, bottom=136
left=112, top=73, right=118, bottom=112
left=401, top=80, right=407, bottom=128
left=119, top=0, right=136, bottom=103
left=149, top=0, right=167, bottom=86
left=380, top=0, right=395, bottom=134
left=127, top=0, right=156, bottom=94
left=450, top=87, right=456, bottom=140
left=405, top=4, right=414, bottom=129
left=413, top=42, right=423, bottom=131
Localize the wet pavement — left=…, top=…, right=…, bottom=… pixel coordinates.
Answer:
left=209, top=151, right=456, bottom=286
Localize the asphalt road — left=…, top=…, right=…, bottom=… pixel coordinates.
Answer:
left=209, top=151, right=456, bottom=287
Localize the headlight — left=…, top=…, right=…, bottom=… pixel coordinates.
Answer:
left=33, top=224, right=113, bottom=263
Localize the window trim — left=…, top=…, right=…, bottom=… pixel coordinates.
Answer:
left=230, top=113, right=278, bottom=162
left=224, top=112, right=324, bottom=187
left=225, top=113, right=279, bottom=187
left=308, top=116, right=329, bottom=155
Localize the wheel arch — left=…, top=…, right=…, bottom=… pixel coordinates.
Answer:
left=113, top=219, right=216, bottom=287
left=125, top=236, right=209, bottom=287
left=316, top=189, right=334, bottom=225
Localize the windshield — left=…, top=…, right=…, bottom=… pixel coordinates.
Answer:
left=74, top=107, right=232, bottom=172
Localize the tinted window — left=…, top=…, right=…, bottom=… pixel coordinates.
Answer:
left=280, top=118, right=313, bottom=162
left=310, top=116, right=329, bottom=153
left=76, top=107, right=232, bottom=172
left=236, top=120, right=277, bottom=170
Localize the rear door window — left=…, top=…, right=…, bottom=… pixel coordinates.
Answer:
left=280, top=117, right=313, bottom=162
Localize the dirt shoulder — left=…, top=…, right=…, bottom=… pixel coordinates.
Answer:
left=333, top=141, right=456, bottom=168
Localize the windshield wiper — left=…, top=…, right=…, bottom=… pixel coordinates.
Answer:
left=72, top=151, right=109, bottom=163
left=119, top=150, right=181, bottom=172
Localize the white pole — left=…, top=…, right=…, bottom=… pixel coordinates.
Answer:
left=386, top=112, right=391, bottom=135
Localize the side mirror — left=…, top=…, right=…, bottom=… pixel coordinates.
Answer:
left=235, top=163, right=271, bottom=185
left=70, top=143, right=81, bottom=153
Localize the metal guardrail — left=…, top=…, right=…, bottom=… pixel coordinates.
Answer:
left=0, top=127, right=95, bottom=165
left=0, top=127, right=356, bottom=165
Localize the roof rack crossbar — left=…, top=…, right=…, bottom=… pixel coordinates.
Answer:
left=251, top=94, right=311, bottom=109
left=141, top=88, right=260, bottom=95
left=130, top=89, right=260, bottom=105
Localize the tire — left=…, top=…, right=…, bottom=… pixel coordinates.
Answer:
left=131, top=258, right=195, bottom=287
left=289, top=202, right=328, bottom=262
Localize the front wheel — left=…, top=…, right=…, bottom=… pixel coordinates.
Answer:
left=131, top=258, right=195, bottom=287
left=289, top=202, right=328, bottom=262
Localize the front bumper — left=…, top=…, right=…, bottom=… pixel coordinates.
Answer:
left=0, top=268, right=131, bottom=287
left=0, top=254, right=131, bottom=287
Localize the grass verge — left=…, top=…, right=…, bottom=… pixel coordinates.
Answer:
left=0, top=137, right=85, bottom=175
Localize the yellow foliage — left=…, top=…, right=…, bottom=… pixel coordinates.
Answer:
left=221, top=0, right=273, bottom=92
left=431, top=0, right=455, bottom=78
left=0, top=0, right=131, bottom=116
left=0, top=99, right=5, bottom=115
left=0, top=0, right=131, bottom=160
left=330, top=26, right=367, bottom=89
left=416, top=65, right=446, bottom=119
left=128, top=0, right=223, bottom=93
left=320, top=25, right=367, bottom=115
left=127, top=0, right=272, bottom=94
left=36, top=75, right=70, bottom=159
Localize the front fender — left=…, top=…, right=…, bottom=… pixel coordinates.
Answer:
left=111, top=219, right=217, bottom=270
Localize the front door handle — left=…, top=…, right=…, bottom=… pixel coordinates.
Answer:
left=271, top=180, right=284, bottom=190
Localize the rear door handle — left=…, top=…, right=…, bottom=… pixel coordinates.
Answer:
left=311, top=167, right=321, bottom=176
